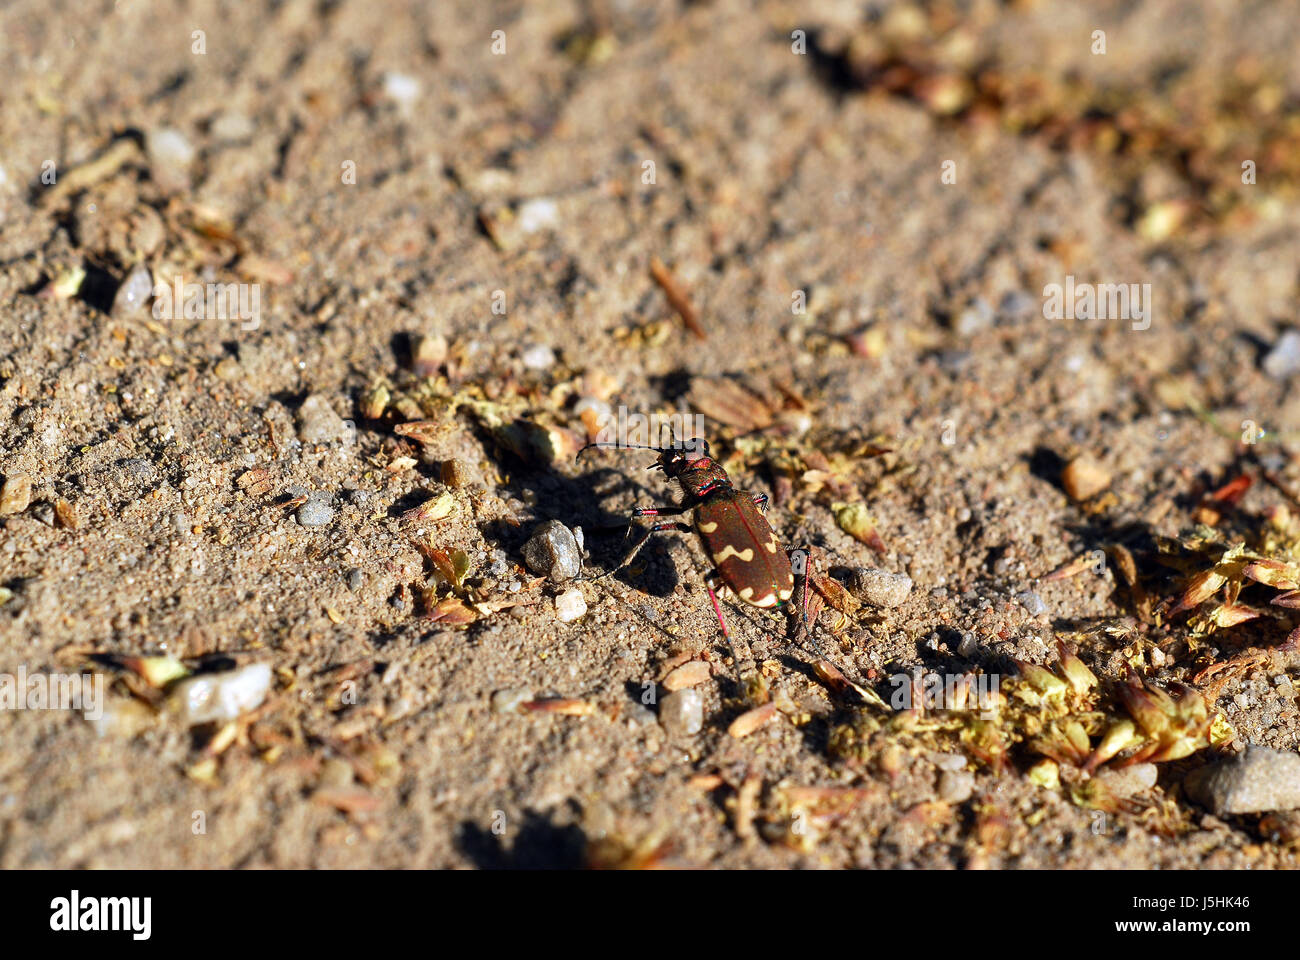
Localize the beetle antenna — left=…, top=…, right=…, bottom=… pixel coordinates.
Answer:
left=576, top=441, right=668, bottom=460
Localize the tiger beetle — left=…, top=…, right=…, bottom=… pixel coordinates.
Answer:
left=576, top=435, right=830, bottom=669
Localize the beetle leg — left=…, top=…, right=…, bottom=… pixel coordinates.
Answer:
left=626, top=504, right=687, bottom=539
left=750, top=492, right=769, bottom=513
left=703, top=571, right=731, bottom=640
left=594, top=519, right=689, bottom=581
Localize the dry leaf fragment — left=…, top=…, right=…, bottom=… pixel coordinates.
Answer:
left=53, top=498, right=81, bottom=530
left=663, top=661, right=712, bottom=691
left=404, top=492, right=456, bottom=524
left=728, top=702, right=778, bottom=738
left=649, top=256, right=707, bottom=340
left=1041, top=553, right=1097, bottom=581
left=686, top=377, right=774, bottom=433
left=425, top=596, right=477, bottom=624
left=833, top=502, right=886, bottom=553
left=393, top=420, right=442, bottom=446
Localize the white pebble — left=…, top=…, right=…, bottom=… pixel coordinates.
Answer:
left=517, top=198, right=559, bottom=234
left=168, top=663, right=272, bottom=726
left=522, top=343, right=556, bottom=370
left=555, top=588, right=587, bottom=623
left=382, top=72, right=421, bottom=107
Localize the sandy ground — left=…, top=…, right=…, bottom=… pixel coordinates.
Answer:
left=2, top=0, right=1300, bottom=868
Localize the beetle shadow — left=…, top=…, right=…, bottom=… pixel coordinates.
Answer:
left=454, top=810, right=588, bottom=869
left=465, top=424, right=688, bottom=601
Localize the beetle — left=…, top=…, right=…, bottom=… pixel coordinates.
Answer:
left=577, top=436, right=814, bottom=646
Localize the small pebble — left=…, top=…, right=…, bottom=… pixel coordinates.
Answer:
left=517, top=198, right=559, bottom=235
left=0, top=476, right=32, bottom=516
left=382, top=71, right=421, bottom=107
left=658, top=688, right=704, bottom=738
left=168, top=663, right=272, bottom=726
left=555, top=587, right=587, bottom=623
left=1061, top=455, right=1111, bottom=501
left=211, top=111, right=253, bottom=142
left=440, top=459, right=473, bottom=488
left=1094, top=763, right=1157, bottom=797
left=147, top=127, right=195, bottom=190
left=523, top=520, right=582, bottom=581
left=112, top=263, right=153, bottom=315
left=954, top=298, right=993, bottom=336
left=998, top=289, right=1036, bottom=321
left=490, top=688, right=533, bottom=714
left=521, top=343, right=556, bottom=370
left=937, top=769, right=975, bottom=804
left=1184, top=747, right=1300, bottom=815
left=346, top=568, right=364, bottom=592
left=1015, top=590, right=1047, bottom=617
left=296, top=394, right=348, bottom=444
left=663, top=661, right=711, bottom=691
left=847, top=568, right=913, bottom=608
left=929, top=752, right=967, bottom=772
left=297, top=499, right=335, bottom=527
left=1263, top=329, right=1300, bottom=380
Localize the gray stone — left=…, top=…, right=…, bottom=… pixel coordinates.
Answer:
left=937, top=769, right=975, bottom=803
left=1184, top=747, right=1300, bottom=815
left=297, top=499, right=334, bottom=527
left=296, top=394, right=348, bottom=444
left=954, top=298, right=993, bottom=336
left=658, top=688, right=704, bottom=738
left=1016, top=590, right=1047, bottom=616
left=1263, top=329, right=1300, bottom=380
left=112, top=264, right=153, bottom=315
left=1095, top=762, right=1158, bottom=797
left=848, top=568, right=913, bottom=608
left=523, top=520, right=582, bottom=581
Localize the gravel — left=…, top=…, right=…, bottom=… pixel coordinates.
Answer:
left=168, top=663, right=273, bottom=726
left=847, top=568, right=913, bottom=608
left=112, top=263, right=153, bottom=315
left=297, top=498, right=335, bottom=527
left=658, top=688, right=704, bottom=738
left=296, top=394, right=349, bottom=444
left=937, top=769, right=975, bottom=803
left=523, top=520, right=582, bottom=582
left=554, top=587, right=587, bottom=622
left=1263, top=329, right=1300, bottom=380
left=1184, top=747, right=1300, bottom=814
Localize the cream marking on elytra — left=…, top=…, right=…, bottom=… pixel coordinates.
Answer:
left=697, top=520, right=719, bottom=533
left=713, top=544, right=754, bottom=563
